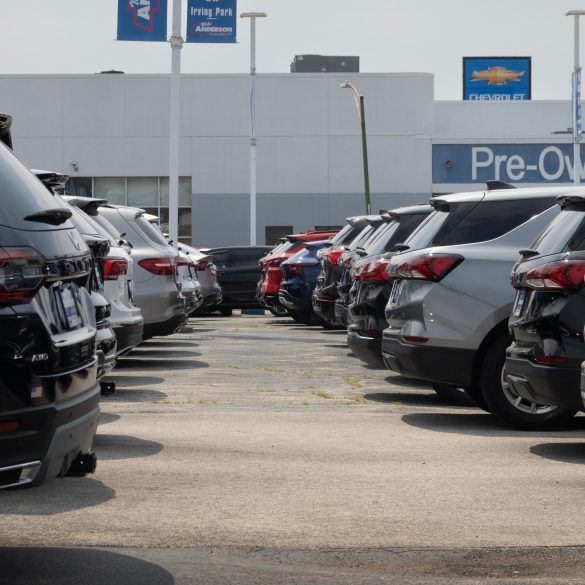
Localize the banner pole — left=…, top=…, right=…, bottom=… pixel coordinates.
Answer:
left=169, top=0, right=183, bottom=247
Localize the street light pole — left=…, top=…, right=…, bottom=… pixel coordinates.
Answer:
left=567, top=10, right=585, bottom=185
left=341, top=80, right=371, bottom=215
left=240, top=12, right=267, bottom=246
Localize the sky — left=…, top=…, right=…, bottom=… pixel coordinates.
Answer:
left=0, top=0, right=583, bottom=100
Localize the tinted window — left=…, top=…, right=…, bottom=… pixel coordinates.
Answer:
left=91, top=211, right=125, bottom=241
left=335, top=223, right=366, bottom=246
left=230, top=249, right=269, bottom=268
left=530, top=208, right=585, bottom=254
left=439, top=198, right=556, bottom=246
left=349, top=221, right=384, bottom=251
left=134, top=216, right=170, bottom=247
left=364, top=221, right=399, bottom=255
left=367, top=213, right=430, bottom=256
left=0, top=143, right=75, bottom=231
left=402, top=209, right=452, bottom=251
left=67, top=204, right=103, bottom=237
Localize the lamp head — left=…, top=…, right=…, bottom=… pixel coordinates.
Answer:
left=240, top=12, right=267, bottom=18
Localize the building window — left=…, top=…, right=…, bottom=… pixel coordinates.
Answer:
left=64, top=177, right=93, bottom=197
left=127, top=177, right=158, bottom=207
left=265, top=225, right=293, bottom=245
left=94, top=177, right=125, bottom=205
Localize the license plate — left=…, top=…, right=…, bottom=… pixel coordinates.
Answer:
left=60, top=286, right=82, bottom=329
left=512, top=289, right=527, bottom=317
left=389, top=280, right=402, bottom=306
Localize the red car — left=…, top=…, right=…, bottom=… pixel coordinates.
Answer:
left=257, top=230, right=336, bottom=318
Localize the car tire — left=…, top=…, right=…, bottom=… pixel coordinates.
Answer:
left=432, top=384, right=473, bottom=406
left=480, top=334, right=577, bottom=430
left=311, top=311, right=341, bottom=330
left=289, top=309, right=313, bottom=325
left=220, top=307, right=233, bottom=317
left=268, top=306, right=289, bottom=317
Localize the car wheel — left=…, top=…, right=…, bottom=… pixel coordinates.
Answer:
left=480, top=334, right=577, bottom=430
left=220, top=307, right=233, bottom=317
left=269, top=306, right=289, bottom=317
left=289, top=309, right=313, bottom=325
left=432, top=384, right=473, bottom=406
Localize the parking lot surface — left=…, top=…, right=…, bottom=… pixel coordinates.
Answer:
left=2, top=314, right=585, bottom=583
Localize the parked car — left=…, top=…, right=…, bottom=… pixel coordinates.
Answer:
left=63, top=196, right=144, bottom=356
left=258, top=231, right=336, bottom=319
left=278, top=241, right=332, bottom=322
left=179, top=244, right=222, bottom=311
left=312, top=217, right=380, bottom=327
left=347, top=204, right=433, bottom=367
left=0, top=121, right=99, bottom=488
left=97, top=205, right=187, bottom=339
left=334, top=216, right=387, bottom=328
left=208, top=246, right=271, bottom=315
left=381, top=186, right=562, bottom=416
left=506, top=190, right=585, bottom=428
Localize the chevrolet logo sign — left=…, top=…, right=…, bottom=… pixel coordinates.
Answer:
left=471, top=66, right=525, bottom=86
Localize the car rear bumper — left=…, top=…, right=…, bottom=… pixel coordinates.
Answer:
left=113, top=320, right=144, bottom=356
left=312, top=296, right=337, bottom=323
left=347, top=325, right=384, bottom=367
left=278, top=289, right=311, bottom=314
left=505, top=356, right=582, bottom=411
left=381, top=331, right=475, bottom=386
left=0, top=382, right=100, bottom=489
left=334, top=302, right=349, bottom=327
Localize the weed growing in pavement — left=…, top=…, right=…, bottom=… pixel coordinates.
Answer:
left=341, top=375, right=363, bottom=390
left=303, top=370, right=314, bottom=378
left=252, top=365, right=285, bottom=373
left=302, top=401, right=309, bottom=406
left=346, top=395, right=362, bottom=404
left=312, top=391, right=333, bottom=399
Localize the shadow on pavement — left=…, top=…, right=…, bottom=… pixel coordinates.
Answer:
left=401, top=412, right=585, bottom=438
left=128, top=349, right=202, bottom=359
left=140, top=339, right=200, bottom=348
left=93, top=434, right=164, bottom=460
left=102, top=388, right=168, bottom=403
left=0, top=478, right=115, bottom=515
left=0, top=548, right=173, bottom=585
left=364, top=391, right=471, bottom=408
left=530, top=442, right=585, bottom=464
left=113, top=375, right=165, bottom=388
left=116, top=358, right=209, bottom=371
left=98, top=413, right=121, bottom=426
left=384, top=375, right=434, bottom=390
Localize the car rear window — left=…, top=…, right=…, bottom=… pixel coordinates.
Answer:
left=530, top=207, right=585, bottom=254
left=349, top=221, right=384, bottom=251
left=134, top=215, right=170, bottom=247
left=0, top=143, right=74, bottom=231
left=90, top=210, right=124, bottom=241
left=366, top=213, right=430, bottom=256
left=404, top=198, right=555, bottom=250
left=230, top=249, right=270, bottom=268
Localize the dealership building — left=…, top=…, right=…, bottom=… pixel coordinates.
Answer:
left=0, top=72, right=580, bottom=246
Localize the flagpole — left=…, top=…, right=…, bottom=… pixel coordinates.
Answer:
left=169, top=0, right=183, bottom=247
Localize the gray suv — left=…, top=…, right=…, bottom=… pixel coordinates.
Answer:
left=98, top=205, right=187, bottom=339
left=382, top=186, right=568, bottom=426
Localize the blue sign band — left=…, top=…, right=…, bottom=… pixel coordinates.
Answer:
left=117, top=0, right=168, bottom=42
left=186, top=0, right=237, bottom=43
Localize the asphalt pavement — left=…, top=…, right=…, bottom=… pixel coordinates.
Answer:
left=2, top=313, right=585, bottom=584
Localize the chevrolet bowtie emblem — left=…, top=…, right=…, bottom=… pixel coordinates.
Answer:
left=471, top=67, right=525, bottom=86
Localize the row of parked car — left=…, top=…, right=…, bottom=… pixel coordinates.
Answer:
left=0, top=113, right=228, bottom=489
left=257, top=182, right=585, bottom=431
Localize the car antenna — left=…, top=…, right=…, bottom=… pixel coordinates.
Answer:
left=486, top=180, right=517, bottom=190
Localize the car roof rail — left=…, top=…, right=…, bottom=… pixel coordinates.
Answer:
left=486, top=180, right=517, bottom=190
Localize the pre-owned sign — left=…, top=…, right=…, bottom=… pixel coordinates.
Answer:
left=186, top=0, right=237, bottom=43
left=463, top=57, right=531, bottom=101
left=433, top=144, right=585, bottom=184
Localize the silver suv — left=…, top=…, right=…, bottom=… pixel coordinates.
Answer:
left=382, top=186, right=569, bottom=426
left=98, top=205, right=187, bottom=339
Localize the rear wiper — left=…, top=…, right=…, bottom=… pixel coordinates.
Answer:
left=519, top=248, right=539, bottom=258
left=24, top=208, right=72, bottom=226
left=355, top=247, right=367, bottom=256
left=394, top=243, right=410, bottom=252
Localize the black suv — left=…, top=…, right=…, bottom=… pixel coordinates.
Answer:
left=347, top=205, right=432, bottom=367
left=208, top=246, right=271, bottom=315
left=0, top=117, right=99, bottom=488
left=506, top=192, right=585, bottom=428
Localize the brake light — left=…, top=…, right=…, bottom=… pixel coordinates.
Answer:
left=0, top=247, right=46, bottom=305
left=267, top=258, right=284, bottom=268
left=139, top=257, right=176, bottom=276
left=357, top=258, right=390, bottom=283
left=195, top=260, right=208, bottom=271
left=326, top=247, right=344, bottom=265
left=397, top=254, right=463, bottom=281
left=342, top=255, right=353, bottom=267
left=403, top=336, right=429, bottom=343
left=0, top=421, right=20, bottom=433
left=287, top=262, right=315, bottom=276
left=176, top=256, right=193, bottom=267
left=524, top=260, right=585, bottom=290
left=534, top=355, right=568, bottom=365
left=103, top=258, right=128, bottom=280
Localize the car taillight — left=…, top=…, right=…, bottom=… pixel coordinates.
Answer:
left=397, top=254, right=463, bottom=281
left=103, top=258, right=128, bottom=280
left=138, top=257, right=176, bottom=276
left=326, top=247, right=344, bottom=265
left=195, top=260, right=208, bottom=271
left=534, top=355, right=568, bottom=365
left=287, top=262, right=315, bottom=276
left=0, top=247, right=46, bottom=305
left=0, top=421, right=20, bottom=433
left=268, top=258, right=284, bottom=268
left=357, top=258, right=390, bottom=283
left=524, top=260, right=585, bottom=290
left=342, top=255, right=353, bottom=267
left=176, top=256, right=192, bottom=267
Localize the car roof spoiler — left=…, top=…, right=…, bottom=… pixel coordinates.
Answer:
left=557, top=194, right=585, bottom=208
left=486, top=180, right=516, bottom=190
left=63, top=195, right=109, bottom=209
left=0, top=113, right=13, bottom=149
left=32, top=169, right=70, bottom=192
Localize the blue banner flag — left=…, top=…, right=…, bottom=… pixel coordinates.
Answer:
left=573, top=68, right=582, bottom=142
left=117, top=0, right=168, bottom=42
left=186, top=0, right=237, bottom=43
